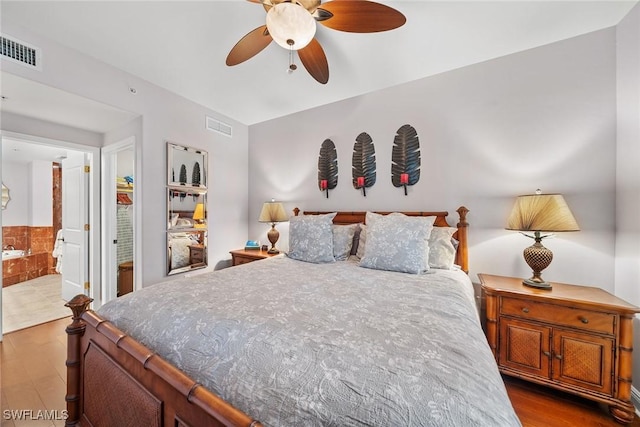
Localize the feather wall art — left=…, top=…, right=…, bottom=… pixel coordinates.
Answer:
left=191, top=162, right=201, bottom=186
left=391, top=124, right=421, bottom=195
left=352, top=132, right=376, bottom=197
left=318, top=139, right=338, bottom=198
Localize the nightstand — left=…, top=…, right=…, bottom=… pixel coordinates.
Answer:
left=480, top=273, right=640, bottom=424
left=229, top=249, right=278, bottom=266
left=189, top=244, right=206, bottom=265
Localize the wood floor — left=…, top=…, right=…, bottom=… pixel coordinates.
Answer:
left=1, top=318, right=639, bottom=426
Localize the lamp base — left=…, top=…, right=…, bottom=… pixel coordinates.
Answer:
left=523, top=278, right=552, bottom=289
left=267, top=224, right=280, bottom=255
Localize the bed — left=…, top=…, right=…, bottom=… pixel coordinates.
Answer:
left=64, top=207, right=521, bottom=426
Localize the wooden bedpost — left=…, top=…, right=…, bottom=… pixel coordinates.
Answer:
left=64, top=294, right=93, bottom=427
left=293, top=207, right=300, bottom=217
left=456, top=206, right=469, bottom=273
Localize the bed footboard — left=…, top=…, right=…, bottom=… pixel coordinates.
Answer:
left=65, top=295, right=263, bottom=427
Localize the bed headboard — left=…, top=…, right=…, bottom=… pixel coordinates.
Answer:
left=293, top=207, right=469, bottom=273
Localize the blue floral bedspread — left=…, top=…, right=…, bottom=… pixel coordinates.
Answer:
left=99, top=256, right=520, bottom=426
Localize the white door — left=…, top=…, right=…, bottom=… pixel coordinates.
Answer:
left=61, top=151, right=89, bottom=301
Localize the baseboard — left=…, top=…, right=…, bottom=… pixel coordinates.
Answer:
left=632, top=386, right=640, bottom=416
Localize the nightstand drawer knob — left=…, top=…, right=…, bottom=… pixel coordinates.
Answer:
left=522, top=307, right=530, bottom=313
left=543, top=351, right=551, bottom=357
left=555, top=354, right=563, bottom=360
left=579, top=316, right=589, bottom=324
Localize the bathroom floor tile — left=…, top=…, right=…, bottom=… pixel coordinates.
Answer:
left=2, top=275, right=69, bottom=334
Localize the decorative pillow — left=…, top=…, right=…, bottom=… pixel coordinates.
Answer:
left=287, top=213, right=337, bottom=263
left=429, top=227, right=457, bottom=269
left=354, top=224, right=367, bottom=260
left=360, top=213, right=435, bottom=274
left=332, top=224, right=358, bottom=261
left=354, top=211, right=387, bottom=260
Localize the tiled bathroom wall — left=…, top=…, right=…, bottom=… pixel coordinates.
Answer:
left=2, top=226, right=56, bottom=286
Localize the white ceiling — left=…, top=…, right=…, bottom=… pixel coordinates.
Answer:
left=2, top=136, right=71, bottom=165
left=0, top=1, right=637, bottom=126
left=1, top=72, right=139, bottom=134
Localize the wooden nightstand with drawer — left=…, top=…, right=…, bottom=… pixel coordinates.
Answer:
left=189, top=244, right=206, bottom=266
left=229, top=249, right=278, bottom=266
left=480, top=273, right=640, bottom=424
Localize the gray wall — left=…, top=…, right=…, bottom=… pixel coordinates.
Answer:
left=615, top=2, right=640, bottom=405
left=249, top=28, right=617, bottom=290
left=1, top=22, right=250, bottom=287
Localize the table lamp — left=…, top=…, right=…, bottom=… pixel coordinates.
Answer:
left=258, top=200, right=288, bottom=254
left=192, top=203, right=206, bottom=228
left=506, top=190, right=579, bottom=289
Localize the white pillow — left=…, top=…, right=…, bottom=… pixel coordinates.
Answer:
left=332, top=224, right=358, bottom=261
left=429, top=227, right=457, bottom=269
left=287, top=213, right=337, bottom=263
left=360, top=213, right=435, bottom=274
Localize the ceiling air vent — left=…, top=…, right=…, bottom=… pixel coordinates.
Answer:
left=206, top=116, right=232, bottom=137
left=1, top=35, right=41, bottom=70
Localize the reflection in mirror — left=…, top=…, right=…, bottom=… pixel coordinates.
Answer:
left=1, top=184, right=9, bottom=209
left=167, top=230, right=207, bottom=275
left=167, top=142, right=208, bottom=188
left=168, top=189, right=206, bottom=229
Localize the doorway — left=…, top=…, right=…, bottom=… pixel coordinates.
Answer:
left=0, top=131, right=101, bottom=335
left=102, top=137, right=136, bottom=304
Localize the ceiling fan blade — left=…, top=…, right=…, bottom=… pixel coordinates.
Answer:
left=296, top=0, right=321, bottom=13
left=226, top=25, right=273, bottom=66
left=298, top=38, right=329, bottom=84
left=318, top=0, right=406, bottom=33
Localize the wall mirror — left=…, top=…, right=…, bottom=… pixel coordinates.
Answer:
left=1, top=183, right=10, bottom=209
left=168, top=142, right=207, bottom=188
left=168, top=189, right=207, bottom=230
left=167, top=141, right=208, bottom=276
left=167, top=230, right=207, bottom=275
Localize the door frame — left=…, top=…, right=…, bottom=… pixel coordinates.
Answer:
left=0, top=130, right=101, bottom=317
left=101, top=136, right=137, bottom=304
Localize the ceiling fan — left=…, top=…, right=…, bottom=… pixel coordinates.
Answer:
left=226, top=0, right=406, bottom=84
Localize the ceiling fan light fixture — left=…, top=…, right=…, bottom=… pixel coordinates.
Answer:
left=266, top=2, right=316, bottom=50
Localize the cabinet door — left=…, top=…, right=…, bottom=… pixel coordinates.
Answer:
left=552, top=328, right=614, bottom=396
left=499, top=318, right=551, bottom=377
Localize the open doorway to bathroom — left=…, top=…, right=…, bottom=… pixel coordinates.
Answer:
left=1, top=135, right=95, bottom=334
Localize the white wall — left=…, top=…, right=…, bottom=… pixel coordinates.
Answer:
left=615, top=2, right=640, bottom=403
left=29, top=160, right=53, bottom=226
left=1, top=162, right=29, bottom=226
left=1, top=160, right=54, bottom=227
left=1, top=22, right=250, bottom=285
left=249, top=28, right=617, bottom=289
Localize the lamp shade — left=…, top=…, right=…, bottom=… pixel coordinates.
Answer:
left=192, top=203, right=205, bottom=221
left=258, top=201, right=288, bottom=223
left=506, top=193, right=579, bottom=232
left=266, top=2, right=316, bottom=50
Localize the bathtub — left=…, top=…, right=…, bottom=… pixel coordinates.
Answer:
left=2, top=249, right=25, bottom=260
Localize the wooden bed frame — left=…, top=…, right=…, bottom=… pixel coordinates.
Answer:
left=64, top=207, right=469, bottom=427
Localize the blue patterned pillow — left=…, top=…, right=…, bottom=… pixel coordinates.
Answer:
left=332, top=224, right=358, bottom=261
left=429, top=227, right=457, bottom=269
left=360, top=213, right=435, bottom=274
left=287, top=213, right=337, bottom=263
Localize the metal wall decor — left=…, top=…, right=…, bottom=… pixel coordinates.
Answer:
left=318, top=139, right=338, bottom=198
left=391, top=124, right=421, bottom=195
left=352, top=132, right=376, bottom=197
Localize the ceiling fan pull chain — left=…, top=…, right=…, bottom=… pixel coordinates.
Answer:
left=287, top=39, right=297, bottom=74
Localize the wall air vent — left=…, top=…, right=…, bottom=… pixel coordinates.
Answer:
left=206, top=116, right=232, bottom=137
left=1, top=35, right=42, bottom=70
